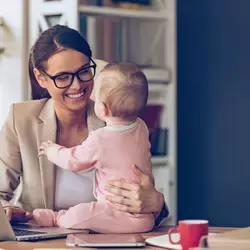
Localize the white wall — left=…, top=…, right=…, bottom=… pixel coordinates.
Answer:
left=0, top=0, right=28, bottom=128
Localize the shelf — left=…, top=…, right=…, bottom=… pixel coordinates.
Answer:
left=79, top=5, right=168, bottom=21
left=151, top=156, right=168, bottom=166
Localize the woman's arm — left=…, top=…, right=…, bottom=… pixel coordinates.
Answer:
left=0, top=104, right=33, bottom=222
left=0, top=104, right=22, bottom=207
left=105, top=165, right=169, bottom=227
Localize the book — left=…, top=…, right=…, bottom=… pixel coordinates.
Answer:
left=204, top=227, right=250, bottom=249
left=191, top=248, right=240, bottom=250
left=139, top=66, right=170, bottom=83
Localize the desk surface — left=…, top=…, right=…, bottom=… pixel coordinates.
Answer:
left=0, top=226, right=234, bottom=250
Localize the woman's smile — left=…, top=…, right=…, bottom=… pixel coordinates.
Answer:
left=66, top=89, right=86, bottom=100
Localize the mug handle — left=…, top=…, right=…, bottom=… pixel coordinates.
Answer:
left=168, top=226, right=180, bottom=245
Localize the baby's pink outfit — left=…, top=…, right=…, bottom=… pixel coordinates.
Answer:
left=33, top=118, right=154, bottom=233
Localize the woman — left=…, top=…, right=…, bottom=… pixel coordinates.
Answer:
left=0, top=25, right=168, bottom=227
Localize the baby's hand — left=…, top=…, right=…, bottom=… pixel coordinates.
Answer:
left=38, top=140, right=54, bottom=157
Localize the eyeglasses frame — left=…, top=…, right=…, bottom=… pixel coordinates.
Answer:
left=40, top=58, right=97, bottom=89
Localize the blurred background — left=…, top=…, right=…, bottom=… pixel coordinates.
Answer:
left=1, top=0, right=250, bottom=227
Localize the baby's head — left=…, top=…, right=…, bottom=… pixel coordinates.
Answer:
left=94, top=62, right=148, bottom=123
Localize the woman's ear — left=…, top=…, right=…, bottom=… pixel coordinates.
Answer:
left=33, top=68, right=48, bottom=88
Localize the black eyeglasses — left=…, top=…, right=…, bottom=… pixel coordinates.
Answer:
left=41, top=58, right=97, bottom=89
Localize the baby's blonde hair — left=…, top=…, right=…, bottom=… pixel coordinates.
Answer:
left=99, top=62, right=148, bottom=121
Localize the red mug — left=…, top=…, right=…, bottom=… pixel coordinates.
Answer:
left=168, top=220, right=209, bottom=250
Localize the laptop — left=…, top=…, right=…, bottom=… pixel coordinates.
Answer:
left=0, top=203, right=88, bottom=241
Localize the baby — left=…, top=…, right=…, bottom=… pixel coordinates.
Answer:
left=34, top=62, right=155, bottom=233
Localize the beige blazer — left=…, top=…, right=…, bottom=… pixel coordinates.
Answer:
left=0, top=59, right=107, bottom=211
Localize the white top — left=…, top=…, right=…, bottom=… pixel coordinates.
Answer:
left=54, top=167, right=96, bottom=211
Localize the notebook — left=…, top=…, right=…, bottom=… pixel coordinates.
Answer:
left=205, top=227, right=250, bottom=249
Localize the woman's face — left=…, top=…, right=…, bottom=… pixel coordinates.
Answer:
left=35, top=49, right=94, bottom=112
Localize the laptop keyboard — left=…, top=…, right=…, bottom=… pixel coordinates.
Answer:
left=14, top=228, right=47, bottom=236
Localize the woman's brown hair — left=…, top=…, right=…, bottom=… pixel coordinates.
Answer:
left=29, top=25, right=92, bottom=100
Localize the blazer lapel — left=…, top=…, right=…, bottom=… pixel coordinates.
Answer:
left=35, top=99, right=104, bottom=209
left=36, top=99, right=57, bottom=209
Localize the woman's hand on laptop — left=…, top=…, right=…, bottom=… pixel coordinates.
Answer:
left=4, top=206, right=33, bottom=222
left=105, top=164, right=164, bottom=214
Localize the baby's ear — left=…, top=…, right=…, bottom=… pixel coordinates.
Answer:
left=102, top=102, right=112, bottom=117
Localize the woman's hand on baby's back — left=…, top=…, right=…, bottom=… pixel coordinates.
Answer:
left=4, top=206, right=33, bottom=223
left=105, top=165, right=164, bottom=214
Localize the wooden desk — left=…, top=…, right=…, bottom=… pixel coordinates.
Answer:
left=0, top=226, right=234, bottom=250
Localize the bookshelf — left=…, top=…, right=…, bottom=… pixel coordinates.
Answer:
left=29, top=0, right=176, bottom=225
